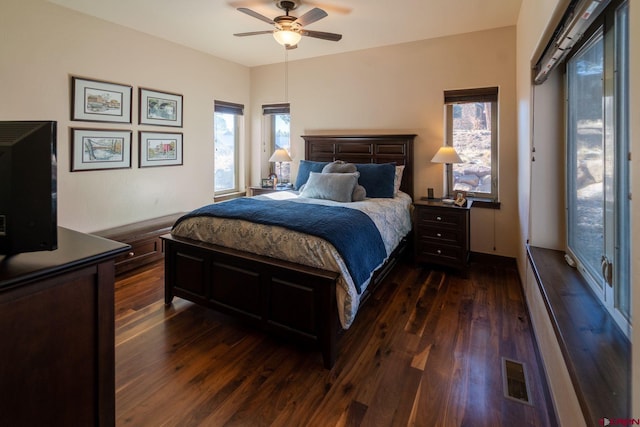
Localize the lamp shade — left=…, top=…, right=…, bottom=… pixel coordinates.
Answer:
left=273, top=30, right=302, bottom=46
left=431, top=146, right=463, bottom=164
left=269, top=148, right=292, bottom=163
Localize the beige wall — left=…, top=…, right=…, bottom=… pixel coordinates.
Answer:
left=515, top=0, right=570, bottom=278
left=250, top=27, right=519, bottom=257
left=529, top=69, right=565, bottom=250
left=2, top=0, right=251, bottom=232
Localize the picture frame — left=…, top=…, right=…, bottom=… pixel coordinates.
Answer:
left=139, top=88, right=183, bottom=127
left=71, top=128, right=132, bottom=171
left=71, top=76, right=132, bottom=123
left=139, top=131, right=183, bottom=168
left=261, top=178, right=274, bottom=188
left=454, top=190, right=468, bottom=207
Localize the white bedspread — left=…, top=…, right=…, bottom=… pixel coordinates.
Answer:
left=171, top=191, right=413, bottom=328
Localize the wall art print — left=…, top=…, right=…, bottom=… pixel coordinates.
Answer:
left=71, top=76, right=132, bottom=123
left=139, top=88, right=183, bottom=127
left=71, top=128, right=132, bottom=171
left=139, top=131, right=183, bottom=167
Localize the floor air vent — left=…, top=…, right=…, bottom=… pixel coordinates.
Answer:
left=502, top=357, right=533, bottom=405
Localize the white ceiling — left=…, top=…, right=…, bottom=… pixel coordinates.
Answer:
left=48, top=0, right=523, bottom=67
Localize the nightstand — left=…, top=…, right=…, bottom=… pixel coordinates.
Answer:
left=248, top=185, right=293, bottom=196
left=414, top=199, right=471, bottom=269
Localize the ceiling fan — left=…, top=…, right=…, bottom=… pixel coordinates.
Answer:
left=233, top=0, right=342, bottom=49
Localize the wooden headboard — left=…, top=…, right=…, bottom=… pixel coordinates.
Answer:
left=302, top=134, right=416, bottom=198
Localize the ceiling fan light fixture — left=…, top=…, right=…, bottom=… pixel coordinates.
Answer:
left=273, top=29, right=301, bottom=46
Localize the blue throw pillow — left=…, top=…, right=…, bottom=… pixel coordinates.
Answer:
left=295, top=160, right=329, bottom=190
left=355, top=163, right=397, bottom=198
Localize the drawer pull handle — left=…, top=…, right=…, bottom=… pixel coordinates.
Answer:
left=436, top=249, right=442, bottom=255
left=436, top=233, right=442, bottom=237
left=436, top=216, right=442, bottom=221
left=128, top=251, right=135, bottom=257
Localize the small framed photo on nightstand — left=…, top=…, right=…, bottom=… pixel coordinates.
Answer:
left=454, top=191, right=467, bottom=207
left=261, top=178, right=274, bottom=188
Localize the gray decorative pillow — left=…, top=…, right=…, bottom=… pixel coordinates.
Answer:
left=299, top=172, right=359, bottom=202
left=352, top=184, right=367, bottom=201
left=322, top=160, right=357, bottom=174
left=320, top=161, right=364, bottom=200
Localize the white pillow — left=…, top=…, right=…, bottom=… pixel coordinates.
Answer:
left=299, top=172, right=359, bottom=202
left=394, top=165, right=405, bottom=196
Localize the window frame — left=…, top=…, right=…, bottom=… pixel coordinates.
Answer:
left=214, top=100, right=244, bottom=196
left=444, top=87, right=499, bottom=201
left=262, top=103, right=291, bottom=183
left=564, top=0, right=630, bottom=335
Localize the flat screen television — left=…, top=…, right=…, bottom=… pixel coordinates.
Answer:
left=0, top=121, right=57, bottom=255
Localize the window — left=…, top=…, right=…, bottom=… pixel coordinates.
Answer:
left=444, top=87, right=498, bottom=200
left=566, top=0, right=629, bottom=335
left=214, top=101, right=243, bottom=194
left=263, top=103, right=291, bottom=183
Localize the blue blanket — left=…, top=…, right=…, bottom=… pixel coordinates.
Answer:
left=174, top=198, right=387, bottom=294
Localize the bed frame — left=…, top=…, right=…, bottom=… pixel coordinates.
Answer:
left=163, top=134, right=415, bottom=368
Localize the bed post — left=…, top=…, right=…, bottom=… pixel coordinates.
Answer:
left=163, top=236, right=175, bottom=305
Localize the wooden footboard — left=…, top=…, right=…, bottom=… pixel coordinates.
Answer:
left=162, top=233, right=341, bottom=368
left=163, top=233, right=409, bottom=368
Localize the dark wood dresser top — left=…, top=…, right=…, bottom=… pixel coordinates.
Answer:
left=0, top=226, right=130, bottom=289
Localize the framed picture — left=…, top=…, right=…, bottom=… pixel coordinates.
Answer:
left=71, top=128, right=132, bottom=171
left=71, top=76, right=132, bottom=123
left=139, top=131, right=183, bottom=167
left=454, top=190, right=468, bottom=207
left=261, top=178, right=274, bottom=188
left=139, top=88, right=183, bottom=127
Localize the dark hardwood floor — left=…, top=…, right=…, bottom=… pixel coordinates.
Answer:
left=115, top=256, right=556, bottom=426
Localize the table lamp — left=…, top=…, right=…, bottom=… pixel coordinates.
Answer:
left=269, top=148, right=292, bottom=186
left=431, top=146, right=463, bottom=199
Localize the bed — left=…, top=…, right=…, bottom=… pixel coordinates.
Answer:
left=162, top=134, right=415, bottom=368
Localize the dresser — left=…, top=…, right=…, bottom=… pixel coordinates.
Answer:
left=414, top=199, right=471, bottom=269
left=0, top=227, right=129, bottom=426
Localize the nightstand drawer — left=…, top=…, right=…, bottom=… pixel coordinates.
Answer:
left=419, top=227, right=461, bottom=244
left=416, top=242, right=464, bottom=264
left=417, top=208, right=465, bottom=227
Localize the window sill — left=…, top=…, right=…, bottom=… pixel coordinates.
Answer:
left=526, top=245, right=630, bottom=424
left=468, top=197, right=500, bottom=209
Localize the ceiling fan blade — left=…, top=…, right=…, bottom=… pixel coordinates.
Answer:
left=237, top=7, right=274, bottom=25
left=294, top=7, right=327, bottom=27
left=300, top=30, right=342, bottom=42
left=234, top=30, right=274, bottom=37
